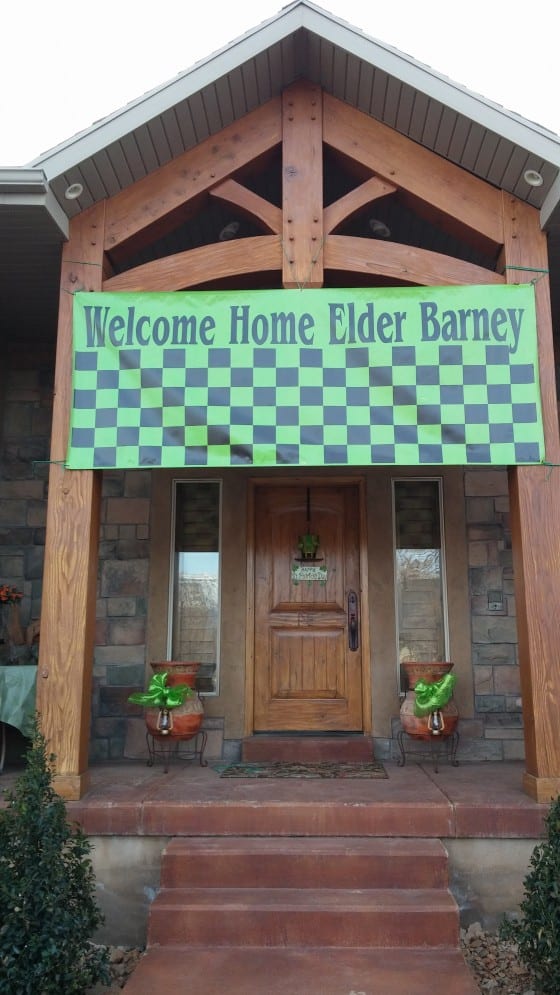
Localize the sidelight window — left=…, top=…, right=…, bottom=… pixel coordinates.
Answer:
left=392, top=478, right=449, bottom=691
left=169, top=480, right=221, bottom=694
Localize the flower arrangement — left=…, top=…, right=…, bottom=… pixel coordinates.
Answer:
left=0, top=584, right=23, bottom=605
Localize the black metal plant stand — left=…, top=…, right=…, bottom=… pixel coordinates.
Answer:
left=146, top=729, right=208, bottom=773
left=396, top=728, right=459, bottom=774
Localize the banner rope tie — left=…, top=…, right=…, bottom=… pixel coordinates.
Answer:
left=501, top=265, right=549, bottom=284
left=542, top=461, right=560, bottom=481
left=31, top=460, right=67, bottom=466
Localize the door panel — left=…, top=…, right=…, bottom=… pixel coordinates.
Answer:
left=253, top=483, right=363, bottom=731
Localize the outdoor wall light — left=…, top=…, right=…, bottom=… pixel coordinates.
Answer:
left=368, top=218, right=391, bottom=238
left=488, top=589, right=505, bottom=612
left=218, top=220, right=240, bottom=241
left=64, top=182, right=84, bottom=200
left=523, top=169, right=543, bottom=187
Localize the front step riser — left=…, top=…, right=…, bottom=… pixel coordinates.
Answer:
left=144, top=803, right=453, bottom=836
left=161, top=853, right=448, bottom=890
left=242, top=736, right=375, bottom=763
left=148, top=907, right=458, bottom=948
left=119, top=946, right=482, bottom=995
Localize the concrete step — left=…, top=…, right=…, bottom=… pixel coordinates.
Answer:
left=241, top=735, right=375, bottom=762
left=122, top=946, right=480, bottom=995
left=147, top=886, right=459, bottom=947
left=161, top=836, right=449, bottom=890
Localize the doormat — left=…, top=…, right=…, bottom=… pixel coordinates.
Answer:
left=214, top=760, right=388, bottom=779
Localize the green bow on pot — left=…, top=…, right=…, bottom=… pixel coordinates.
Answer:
left=127, top=671, right=194, bottom=709
left=413, top=672, right=456, bottom=717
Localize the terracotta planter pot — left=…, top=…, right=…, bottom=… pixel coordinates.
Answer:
left=145, top=694, right=204, bottom=741
left=400, top=661, right=458, bottom=740
left=401, top=660, right=454, bottom=690
left=399, top=692, right=458, bottom=740
left=151, top=660, right=200, bottom=689
left=146, top=662, right=204, bottom=740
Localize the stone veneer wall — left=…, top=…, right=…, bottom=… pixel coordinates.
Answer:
left=91, top=470, right=152, bottom=761
left=92, top=472, right=226, bottom=763
left=387, top=468, right=523, bottom=765
left=0, top=366, right=154, bottom=760
left=464, top=469, right=523, bottom=761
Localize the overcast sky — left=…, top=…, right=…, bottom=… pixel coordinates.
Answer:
left=1, top=0, right=558, bottom=167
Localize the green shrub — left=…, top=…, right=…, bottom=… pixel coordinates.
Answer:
left=0, top=719, right=110, bottom=994
left=500, top=793, right=560, bottom=994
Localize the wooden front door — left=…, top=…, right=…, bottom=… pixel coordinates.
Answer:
left=252, top=482, right=364, bottom=731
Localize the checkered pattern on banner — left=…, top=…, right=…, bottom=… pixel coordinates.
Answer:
left=68, top=338, right=542, bottom=469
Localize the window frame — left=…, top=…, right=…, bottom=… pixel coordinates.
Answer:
left=391, top=475, right=450, bottom=695
left=167, top=477, right=222, bottom=696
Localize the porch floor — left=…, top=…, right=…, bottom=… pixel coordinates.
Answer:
left=1, top=759, right=546, bottom=838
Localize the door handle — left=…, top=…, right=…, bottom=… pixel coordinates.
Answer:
left=347, top=590, right=359, bottom=651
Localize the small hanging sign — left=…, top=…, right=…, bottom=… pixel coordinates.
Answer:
left=291, top=562, right=328, bottom=585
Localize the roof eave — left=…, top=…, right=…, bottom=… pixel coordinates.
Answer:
left=29, top=0, right=560, bottom=187
left=540, top=175, right=560, bottom=230
left=28, top=4, right=309, bottom=180
left=0, top=168, right=69, bottom=239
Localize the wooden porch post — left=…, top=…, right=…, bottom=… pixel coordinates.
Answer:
left=502, top=194, right=560, bottom=802
left=36, top=204, right=105, bottom=800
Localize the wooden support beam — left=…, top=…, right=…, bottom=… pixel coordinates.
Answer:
left=323, top=176, right=397, bottom=234
left=210, top=179, right=282, bottom=234
left=37, top=205, right=104, bottom=800
left=323, top=92, right=503, bottom=256
left=324, top=235, right=503, bottom=287
left=282, top=82, right=323, bottom=288
left=104, top=98, right=282, bottom=258
left=103, top=235, right=282, bottom=292
left=501, top=194, right=560, bottom=802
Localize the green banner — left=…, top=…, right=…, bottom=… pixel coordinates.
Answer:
left=67, top=285, right=543, bottom=470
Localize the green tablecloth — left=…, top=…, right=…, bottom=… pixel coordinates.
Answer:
left=0, top=666, right=37, bottom=738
